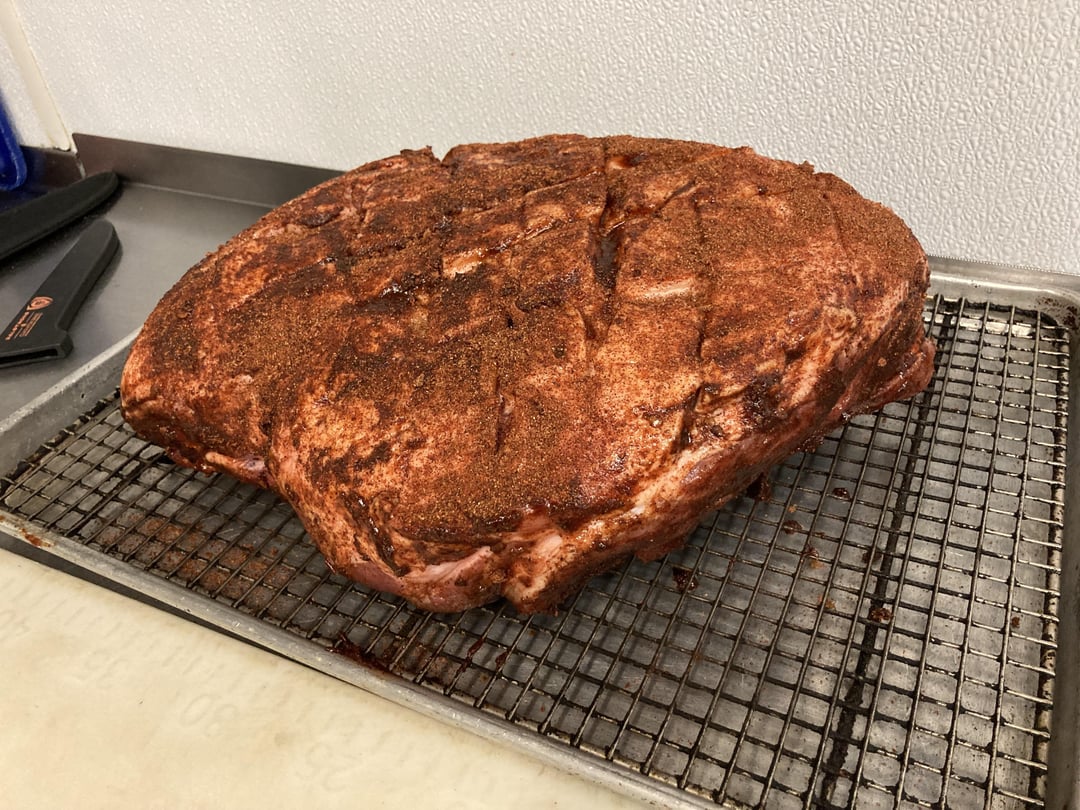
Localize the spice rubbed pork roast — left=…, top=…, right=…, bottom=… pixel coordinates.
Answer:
left=121, top=135, right=935, bottom=613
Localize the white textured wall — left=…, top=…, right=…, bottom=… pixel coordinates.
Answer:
left=4, top=1, right=1079, bottom=273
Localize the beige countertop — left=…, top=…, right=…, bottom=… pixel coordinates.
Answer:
left=0, top=550, right=646, bottom=809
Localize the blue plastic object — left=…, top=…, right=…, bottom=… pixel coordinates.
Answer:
left=0, top=94, right=27, bottom=191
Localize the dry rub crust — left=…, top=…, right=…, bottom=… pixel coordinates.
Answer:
left=121, top=134, right=934, bottom=613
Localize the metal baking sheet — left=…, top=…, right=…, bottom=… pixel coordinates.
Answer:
left=1, top=259, right=1078, bottom=809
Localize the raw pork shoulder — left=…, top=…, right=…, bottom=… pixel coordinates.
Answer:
left=121, top=135, right=935, bottom=613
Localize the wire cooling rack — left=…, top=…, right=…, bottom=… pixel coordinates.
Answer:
left=0, top=294, right=1069, bottom=808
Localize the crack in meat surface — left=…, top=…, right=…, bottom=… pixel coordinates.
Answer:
left=121, top=134, right=935, bottom=613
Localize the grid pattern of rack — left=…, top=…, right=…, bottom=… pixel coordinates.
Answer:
left=0, top=295, right=1068, bottom=808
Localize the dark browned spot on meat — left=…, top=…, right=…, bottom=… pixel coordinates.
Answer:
left=742, top=372, right=784, bottom=428
left=659, top=181, right=697, bottom=213
left=783, top=336, right=808, bottom=362
left=297, top=206, right=342, bottom=228
left=607, top=152, right=648, bottom=170
left=677, top=385, right=704, bottom=448
left=593, top=224, right=621, bottom=291
left=515, top=272, right=574, bottom=312
left=553, top=492, right=627, bottom=532
left=580, top=310, right=600, bottom=342
left=639, top=401, right=679, bottom=427
left=373, top=532, right=408, bottom=577
left=832, top=486, right=852, bottom=501
left=383, top=268, right=433, bottom=297
left=351, top=496, right=409, bottom=576
left=354, top=441, right=392, bottom=471
left=694, top=320, right=708, bottom=360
